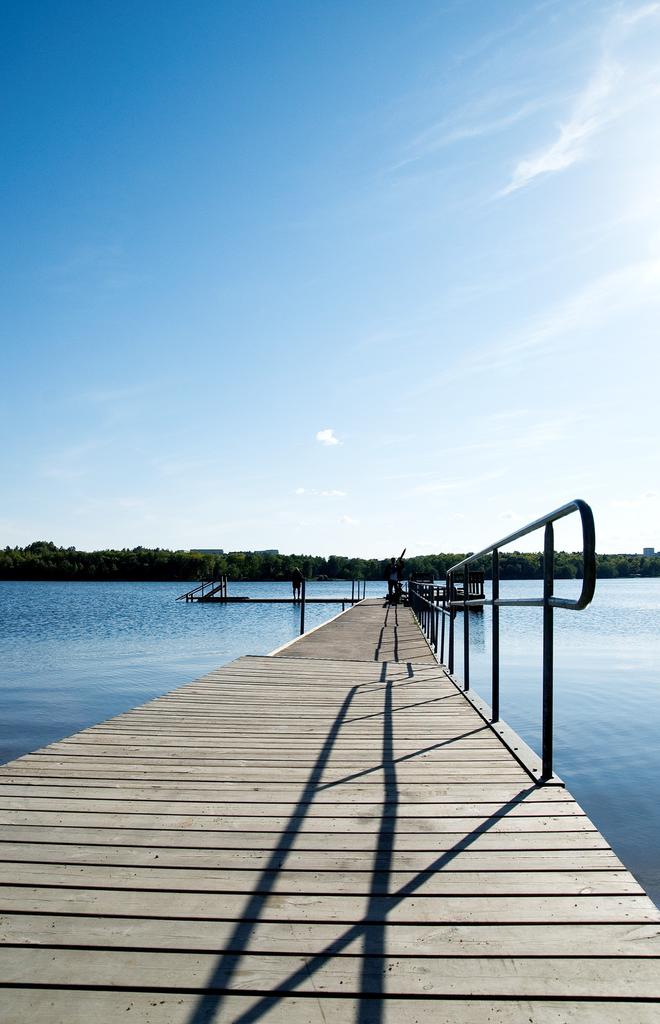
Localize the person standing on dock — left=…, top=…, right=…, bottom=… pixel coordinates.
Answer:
left=387, top=549, right=406, bottom=604
left=387, top=558, right=398, bottom=601
left=291, top=566, right=304, bottom=602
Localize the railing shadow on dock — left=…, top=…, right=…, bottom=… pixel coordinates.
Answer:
left=374, top=602, right=399, bottom=661
left=183, top=661, right=539, bottom=1024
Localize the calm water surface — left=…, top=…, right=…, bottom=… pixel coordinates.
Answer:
left=1, top=578, right=659, bottom=905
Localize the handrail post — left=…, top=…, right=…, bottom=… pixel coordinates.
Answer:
left=300, top=577, right=306, bottom=635
left=463, top=565, right=470, bottom=691
left=440, top=600, right=446, bottom=663
left=542, top=523, right=554, bottom=780
left=492, top=549, right=500, bottom=721
left=448, top=573, right=455, bottom=674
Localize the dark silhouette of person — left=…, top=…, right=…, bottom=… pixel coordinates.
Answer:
left=291, top=566, right=304, bottom=601
left=386, top=551, right=406, bottom=604
left=387, top=558, right=398, bottom=602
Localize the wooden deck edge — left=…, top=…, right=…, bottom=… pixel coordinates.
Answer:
left=405, top=606, right=561, bottom=787
left=443, top=670, right=564, bottom=788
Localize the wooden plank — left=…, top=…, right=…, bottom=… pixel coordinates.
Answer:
left=0, top=776, right=569, bottom=803
left=0, top=781, right=577, bottom=802
left=0, top=834, right=613, bottom=861
left=0, top=795, right=589, bottom=817
left=0, top=826, right=608, bottom=851
left=0, top=857, right=628, bottom=892
left=4, top=992, right=660, bottom=1024
left=3, top=947, right=660, bottom=997
left=0, top=769, right=532, bottom=785
left=4, top=914, right=660, bottom=956
left=0, top=812, right=596, bottom=832
left=1, top=886, right=653, bottom=919
left=0, top=802, right=599, bottom=831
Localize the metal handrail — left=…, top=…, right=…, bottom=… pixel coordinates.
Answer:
left=176, top=576, right=228, bottom=602
left=446, top=499, right=596, bottom=610
left=409, top=499, right=596, bottom=782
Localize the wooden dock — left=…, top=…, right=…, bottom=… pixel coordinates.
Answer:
left=1, top=598, right=659, bottom=1021
left=176, top=578, right=367, bottom=604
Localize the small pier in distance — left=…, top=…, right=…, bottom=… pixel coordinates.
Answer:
left=176, top=576, right=367, bottom=605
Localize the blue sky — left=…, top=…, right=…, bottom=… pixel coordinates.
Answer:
left=2, top=0, right=659, bottom=556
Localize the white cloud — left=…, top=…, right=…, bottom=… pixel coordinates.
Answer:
left=501, top=60, right=621, bottom=196
left=315, top=428, right=340, bottom=446
left=116, top=497, right=146, bottom=510
left=413, top=470, right=504, bottom=496
left=610, top=492, right=659, bottom=509
left=500, top=3, right=660, bottom=196
left=621, top=2, right=660, bottom=27
left=295, top=487, right=347, bottom=498
left=413, top=480, right=466, bottom=496
left=399, top=97, right=550, bottom=172
left=153, top=456, right=218, bottom=478
left=339, top=515, right=358, bottom=525
left=42, top=440, right=103, bottom=480
left=85, top=384, right=149, bottom=404
left=465, top=257, right=660, bottom=376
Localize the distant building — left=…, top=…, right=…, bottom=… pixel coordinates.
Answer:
left=643, top=547, right=657, bottom=557
left=191, top=549, right=224, bottom=555
left=226, top=549, right=280, bottom=556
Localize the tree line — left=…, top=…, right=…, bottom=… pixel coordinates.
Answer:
left=1, top=541, right=658, bottom=582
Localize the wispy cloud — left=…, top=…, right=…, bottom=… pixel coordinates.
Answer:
left=396, top=252, right=660, bottom=406
left=610, top=492, right=658, bottom=509
left=152, top=456, right=219, bottom=478
left=339, top=514, right=358, bottom=525
left=315, top=428, right=341, bottom=446
left=501, top=60, right=621, bottom=195
left=42, top=440, right=103, bottom=480
left=45, top=243, right=144, bottom=292
left=500, top=3, right=660, bottom=195
left=85, top=384, right=150, bottom=404
left=294, top=487, right=347, bottom=498
left=397, top=96, right=550, bottom=172
left=412, top=470, right=504, bottom=496
left=465, top=257, right=660, bottom=375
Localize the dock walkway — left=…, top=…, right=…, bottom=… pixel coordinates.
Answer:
left=1, top=599, right=659, bottom=1021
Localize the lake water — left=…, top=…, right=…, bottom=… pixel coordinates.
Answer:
left=1, top=578, right=659, bottom=906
